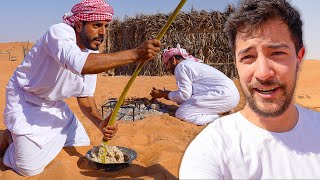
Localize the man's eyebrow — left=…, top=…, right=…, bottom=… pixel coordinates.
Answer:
left=237, top=43, right=290, bottom=56
left=267, top=43, right=290, bottom=49
left=237, top=46, right=254, bottom=56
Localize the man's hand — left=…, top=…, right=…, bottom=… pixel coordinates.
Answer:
left=134, top=39, right=161, bottom=62
left=150, top=87, right=170, bottom=100
left=98, top=115, right=118, bottom=141
left=150, top=87, right=164, bottom=99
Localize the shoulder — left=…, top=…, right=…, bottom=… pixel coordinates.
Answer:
left=174, top=61, right=191, bottom=75
left=181, top=59, right=198, bottom=66
left=184, top=112, right=245, bottom=169
left=198, top=113, right=244, bottom=145
left=207, top=112, right=243, bottom=133
left=175, top=60, right=197, bottom=73
left=177, top=60, right=191, bottom=67
left=296, top=104, right=319, bottom=113
left=296, top=104, right=320, bottom=123
left=47, top=23, right=76, bottom=38
left=49, top=23, right=73, bottom=31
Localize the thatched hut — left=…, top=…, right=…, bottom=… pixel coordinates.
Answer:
left=104, top=6, right=237, bottom=78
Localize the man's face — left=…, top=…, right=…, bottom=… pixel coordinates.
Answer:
left=164, top=57, right=176, bottom=74
left=79, top=21, right=109, bottom=50
left=235, top=19, right=304, bottom=118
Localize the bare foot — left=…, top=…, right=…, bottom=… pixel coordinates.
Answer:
left=0, top=129, right=13, bottom=157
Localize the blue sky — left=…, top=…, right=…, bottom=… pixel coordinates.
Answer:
left=0, top=0, right=319, bottom=59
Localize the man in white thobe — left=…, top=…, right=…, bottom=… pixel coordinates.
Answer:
left=0, top=0, right=161, bottom=176
left=150, top=45, right=240, bottom=125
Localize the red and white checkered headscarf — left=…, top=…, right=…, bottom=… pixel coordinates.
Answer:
left=63, top=0, right=113, bottom=27
left=162, top=44, right=202, bottom=63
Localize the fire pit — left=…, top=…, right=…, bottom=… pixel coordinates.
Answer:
left=101, top=97, right=170, bottom=121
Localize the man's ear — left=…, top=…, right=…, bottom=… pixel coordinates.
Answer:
left=297, top=47, right=305, bottom=67
left=74, top=21, right=83, bottom=33
left=172, top=57, right=177, bottom=65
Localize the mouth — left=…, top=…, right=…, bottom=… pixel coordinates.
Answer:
left=93, top=39, right=102, bottom=43
left=253, top=86, right=280, bottom=98
left=93, top=37, right=103, bottom=44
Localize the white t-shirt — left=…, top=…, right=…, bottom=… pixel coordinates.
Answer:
left=179, top=105, right=320, bottom=179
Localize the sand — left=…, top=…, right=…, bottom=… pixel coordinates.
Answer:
left=0, top=42, right=319, bottom=179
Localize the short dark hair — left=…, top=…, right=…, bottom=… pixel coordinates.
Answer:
left=224, top=0, right=303, bottom=56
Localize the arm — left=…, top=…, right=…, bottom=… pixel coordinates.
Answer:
left=81, top=39, right=161, bottom=74
left=168, top=64, right=193, bottom=104
left=77, top=96, right=117, bottom=140
left=46, top=25, right=160, bottom=75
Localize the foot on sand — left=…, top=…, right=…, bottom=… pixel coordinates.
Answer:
left=0, top=129, right=13, bottom=157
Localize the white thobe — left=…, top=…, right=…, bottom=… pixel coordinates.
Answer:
left=168, top=59, right=240, bottom=125
left=180, top=105, right=320, bottom=179
left=3, top=23, right=96, bottom=176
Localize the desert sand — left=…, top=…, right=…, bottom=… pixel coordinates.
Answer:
left=0, top=42, right=319, bottom=179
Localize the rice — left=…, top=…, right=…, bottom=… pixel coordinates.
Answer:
left=90, top=145, right=125, bottom=163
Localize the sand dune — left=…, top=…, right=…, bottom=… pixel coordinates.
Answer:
left=0, top=42, right=319, bottom=179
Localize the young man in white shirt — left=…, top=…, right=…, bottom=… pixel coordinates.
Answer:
left=0, top=0, right=161, bottom=176
left=150, top=45, right=240, bottom=125
left=179, top=0, right=320, bottom=179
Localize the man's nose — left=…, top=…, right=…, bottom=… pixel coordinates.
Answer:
left=254, top=55, right=275, bottom=81
left=99, top=26, right=106, bottom=35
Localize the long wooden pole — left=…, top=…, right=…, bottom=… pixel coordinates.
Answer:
left=101, top=0, right=187, bottom=145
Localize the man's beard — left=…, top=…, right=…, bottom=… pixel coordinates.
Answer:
left=171, top=67, right=175, bottom=75
left=80, top=29, right=104, bottom=51
left=244, top=77, right=296, bottom=118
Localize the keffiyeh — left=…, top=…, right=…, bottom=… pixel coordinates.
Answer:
left=162, top=44, right=202, bottom=63
left=63, top=0, right=113, bottom=27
